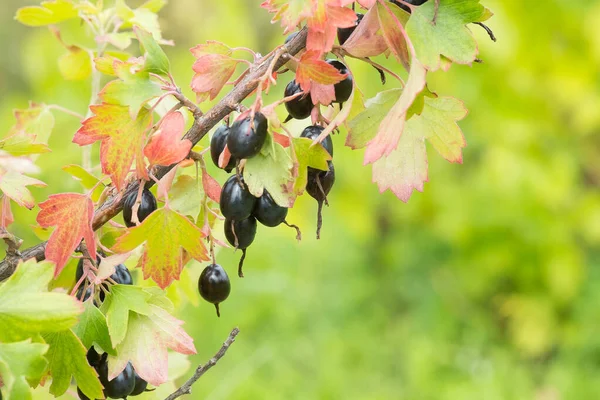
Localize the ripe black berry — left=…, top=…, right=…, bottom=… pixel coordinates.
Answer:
left=220, top=175, right=257, bottom=221
left=97, top=357, right=135, bottom=399
left=210, top=125, right=237, bottom=172
left=390, top=0, right=428, bottom=13
left=253, top=190, right=288, bottom=227
left=123, top=188, right=157, bottom=228
left=337, top=13, right=364, bottom=45
left=284, top=80, right=312, bottom=122
left=300, top=125, right=334, bottom=157
left=307, top=161, right=335, bottom=239
left=77, top=387, right=90, bottom=400
left=326, top=60, right=353, bottom=105
left=227, top=112, right=268, bottom=160
left=86, top=347, right=102, bottom=368
left=112, top=264, right=133, bottom=285
left=198, top=264, right=231, bottom=317
left=224, top=217, right=257, bottom=277
left=130, top=371, right=149, bottom=396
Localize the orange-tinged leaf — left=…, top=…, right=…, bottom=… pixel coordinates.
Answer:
left=144, top=111, right=192, bottom=166
left=73, top=104, right=152, bottom=190
left=342, top=5, right=387, bottom=58
left=377, top=1, right=410, bottom=71
left=112, top=207, right=209, bottom=288
left=1, top=195, right=14, bottom=228
left=296, top=50, right=346, bottom=90
left=0, top=171, right=46, bottom=209
left=190, top=41, right=232, bottom=57
left=36, top=193, right=97, bottom=276
left=261, top=0, right=312, bottom=34
left=201, top=169, right=221, bottom=203
left=191, top=53, right=241, bottom=103
left=306, top=1, right=357, bottom=53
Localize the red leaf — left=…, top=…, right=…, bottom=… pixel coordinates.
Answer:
left=1, top=195, right=14, bottom=228
left=201, top=169, right=221, bottom=203
left=74, top=104, right=152, bottom=190
left=37, top=193, right=96, bottom=276
left=377, top=1, right=411, bottom=71
left=296, top=50, right=346, bottom=94
left=310, top=82, right=337, bottom=106
left=191, top=53, right=241, bottom=103
left=306, top=1, right=357, bottom=53
left=342, top=6, right=388, bottom=58
left=273, top=132, right=291, bottom=148
left=218, top=145, right=233, bottom=170
left=144, top=111, right=192, bottom=167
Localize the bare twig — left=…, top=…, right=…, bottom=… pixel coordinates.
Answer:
left=164, top=328, right=240, bottom=400
left=0, top=29, right=308, bottom=282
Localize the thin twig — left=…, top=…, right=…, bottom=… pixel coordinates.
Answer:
left=164, top=328, right=240, bottom=400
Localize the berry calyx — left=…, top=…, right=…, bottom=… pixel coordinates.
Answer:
left=227, top=112, right=268, bottom=160
left=123, top=188, right=157, bottom=228
left=326, top=60, right=353, bottom=106
left=337, top=13, right=364, bottom=45
left=224, top=217, right=257, bottom=277
left=130, top=371, right=149, bottom=396
left=76, top=255, right=102, bottom=283
left=210, top=125, right=237, bottom=172
left=198, top=264, right=231, bottom=317
left=300, top=125, right=334, bottom=157
left=253, top=190, right=288, bottom=227
left=219, top=175, right=257, bottom=221
left=284, top=80, right=312, bottom=122
left=307, top=161, right=335, bottom=239
left=97, top=356, right=135, bottom=399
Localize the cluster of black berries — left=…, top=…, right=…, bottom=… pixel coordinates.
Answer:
left=75, top=255, right=133, bottom=304
left=78, top=349, right=149, bottom=399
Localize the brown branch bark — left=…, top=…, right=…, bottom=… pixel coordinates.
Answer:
left=0, top=29, right=308, bottom=282
left=165, top=327, right=240, bottom=400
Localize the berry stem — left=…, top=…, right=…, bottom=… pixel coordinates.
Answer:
left=316, top=200, right=324, bottom=240
left=238, top=249, right=246, bottom=278
left=283, top=220, right=302, bottom=242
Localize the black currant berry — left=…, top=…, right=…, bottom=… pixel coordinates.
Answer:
left=199, top=264, right=231, bottom=317
left=337, top=13, right=364, bottom=45
left=210, top=125, right=237, bottom=172
left=130, top=371, right=149, bottom=396
left=326, top=60, right=353, bottom=105
left=97, top=358, right=135, bottom=399
left=300, top=125, right=334, bottom=157
left=284, top=80, right=312, bottom=122
left=112, top=264, right=133, bottom=285
left=219, top=175, right=257, bottom=221
left=123, top=188, right=157, bottom=228
left=224, top=217, right=257, bottom=277
left=253, top=190, right=288, bottom=227
left=307, top=161, right=335, bottom=239
left=86, top=347, right=102, bottom=368
left=76, top=286, right=94, bottom=302
left=227, top=112, right=268, bottom=160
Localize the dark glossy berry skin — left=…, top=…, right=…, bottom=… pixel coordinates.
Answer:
left=227, top=112, right=268, bottom=160
left=130, top=371, right=148, bottom=396
left=210, top=125, right=237, bottom=172
left=300, top=125, right=334, bottom=157
left=86, top=347, right=102, bottom=368
left=337, top=13, right=364, bottom=45
left=123, top=188, right=157, bottom=228
left=326, top=60, right=353, bottom=105
left=219, top=175, right=257, bottom=221
left=199, top=264, right=231, bottom=304
left=253, top=191, right=288, bottom=227
left=307, top=161, right=336, bottom=202
left=225, top=217, right=257, bottom=249
left=284, top=80, right=312, bottom=121
left=97, top=358, right=135, bottom=399
left=112, top=264, right=133, bottom=285
left=76, top=286, right=101, bottom=303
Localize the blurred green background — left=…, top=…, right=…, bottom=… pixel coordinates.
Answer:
left=2, top=0, right=600, bottom=399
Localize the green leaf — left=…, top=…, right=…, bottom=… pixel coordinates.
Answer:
left=43, top=330, right=103, bottom=399
left=0, top=260, right=83, bottom=342
left=140, top=0, right=168, bottom=13
left=0, top=133, right=50, bottom=157
left=99, top=60, right=163, bottom=118
left=169, top=174, right=203, bottom=221
left=0, top=340, right=48, bottom=400
left=58, top=46, right=92, bottom=81
left=406, top=0, right=486, bottom=71
left=101, top=285, right=152, bottom=346
left=292, top=137, right=331, bottom=195
left=244, top=141, right=294, bottom=207
left=135, top=26, right=170, bottom=75
left=62, top=164, right=105, bottom=202
left=72, top=301, right=115, bottom=356
left=7, top=103, right=55, bottom=148
left=347, top=89, right=402, bottom=150
left=15, top=0, right=78, bottom=27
